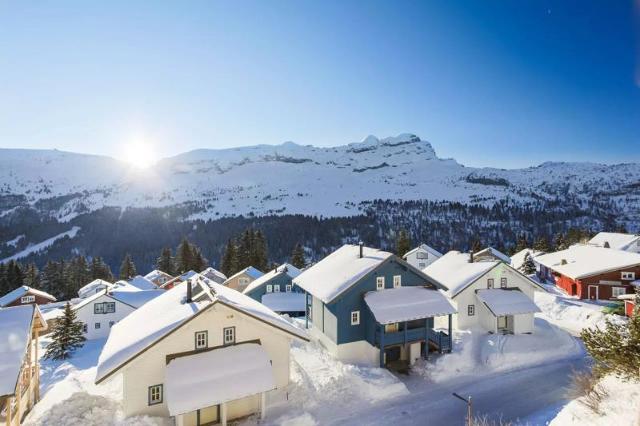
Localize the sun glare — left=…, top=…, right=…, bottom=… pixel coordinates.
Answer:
left=124, top=142, right=155, bottom=169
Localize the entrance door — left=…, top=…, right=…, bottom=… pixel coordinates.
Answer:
left=570, top=283, right=577, bottom=295
left=385, top=346, right=401, bottom=364
left=588, top=285, right=599, bottom=300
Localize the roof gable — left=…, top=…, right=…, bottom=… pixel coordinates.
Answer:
left=403, top=243, right=443, bottom=259
left=243, top=263, right=301, bottom=295
left=0, top=286, right=56, bottom=307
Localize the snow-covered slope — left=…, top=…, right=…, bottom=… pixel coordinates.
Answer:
left=1, top=134, right=639, bottom=222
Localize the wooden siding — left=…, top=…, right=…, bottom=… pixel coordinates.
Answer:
left=543, top=264, right=640, bottom=300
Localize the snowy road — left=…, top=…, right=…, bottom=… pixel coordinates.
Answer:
left=320, top=353, right=588, bottom=426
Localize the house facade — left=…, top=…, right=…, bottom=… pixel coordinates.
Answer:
left=95, top=276, right=308, bottom=426
left=424, top=251, right=543, bottom=334
left=0, top=286, right=56, bottom=308
left=294, top=244, right=455, bottom=368
left=402, top=243, right=443, bottom=269
left=243, top=264, right=304, bottom=316
left=223, top=266, right=264, bottom=293
left=536, top=246, right=640, bottom=300
left=0, top=305, right=47, bottom=426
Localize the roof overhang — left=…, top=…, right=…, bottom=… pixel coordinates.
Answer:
left=364, top=286, right=456, bottom=325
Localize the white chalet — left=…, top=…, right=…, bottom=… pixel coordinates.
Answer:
left=424, top=251, right=544, bottom=334
left=77, top=279, right=113, bottom=299
left=95, top=275, right=308, bottom=426
left=74, top=289, right=163, bottom=340
left=403, top=243, right=443, bottom=270
left=588, top=232, right=640, bottom=253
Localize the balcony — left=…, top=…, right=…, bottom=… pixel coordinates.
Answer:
left=375, top=325, right=451, bottom=352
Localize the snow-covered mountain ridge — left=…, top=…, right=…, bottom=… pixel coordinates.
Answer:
left=1, top=133, right=639, bottom=222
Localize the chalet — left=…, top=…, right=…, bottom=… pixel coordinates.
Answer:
left=424, top=251, right=544, bottom=334
left=95, top=275, right=308, bottom=426
left=74, top=288, right=164, bottom=339
left=160, top=271, right=199, bottom=290
left=473, top=247, right=511, bottom=264
left=223, top=266, right=264, bottom=293
left=78, top=279, right=112, bottom=299
left=403, top=243, right=443, bottom=270
left=0, top=286, right=56, bottom=308
left=0, top=305, right=47, bottom=426
left=294, top=243, right=455, bottom=368
left=200, top=267, right=227, bottom=284
left=243, top=264, right=303, bottom=316
left=536, top=245, right=640, bottom=300
left=510, top=248, right=545, bottom=272
left=588, top=232, right=640, bottom=253
left=144, top=270, right=174, bottom=287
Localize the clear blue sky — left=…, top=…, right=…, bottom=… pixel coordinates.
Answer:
left=0, top=1, right=638, bottom=167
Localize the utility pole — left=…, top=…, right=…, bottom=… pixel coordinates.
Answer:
left=452, top=392, right=472, bottom=426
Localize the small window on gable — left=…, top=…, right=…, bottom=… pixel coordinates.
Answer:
left=274, top=285, right=281, bottom=293
left=195, top=331, right=208, bottom=349
left=148, top=384, right=163, bottom=405
left=376, top=277, right=385, bottom=290
left=487, top=279, right=494, bottom=289
left=416, top=252, right=428, bottom=259
left=622, top=272, right=635, bottom=280
left=393, top=275, right=402, bottom=288
left=500, top=278, right=507, bottom=288
left=468, top=305, right=475, bottom=316
left=351, top=311, right=360, bottom=325
left=286, top=285, right=292, bottom=292
left=223, top=327, right=236, bottom=345
left=266, top=284, right=273, bottom=293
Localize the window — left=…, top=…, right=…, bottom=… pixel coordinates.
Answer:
left=274, top=285, right=281, bottom=293
left=82, top=323, right=88, bottom=333
left=148, top=384, right=163, bottom=405
left=286, top=285, right=292, bottom=292
left=109, top=321, right=115, bottom=328
left=419, top=263, right=426, bottom=268
left=20, top=295, right=35, bottom=304
left=94, top=302, right=115, bottom=314
left=95, top=322, right=101, bottom=329
left=393, top=275, right=402, bottom=288
left=376, top=276, right=385, bottom=290
left=223, top=327, right=236, bottom=345
left=622, top=272, right=636, bottom=280
left=351, top=310, right=360, bottom=325
left=612, top=287, right=626, bottom=298
left=500, top=278, right=507, bottom=288
left=266, top=284, right=273, bottom=293
left=239, top=277, right=249, bottom=287
left=468, top=305, right=475, bottom=316
left=416, top=252, right=428, bottom=259
left=195, top=331, right=208, bottom=349
left=487, top=279, right=494, bottom=289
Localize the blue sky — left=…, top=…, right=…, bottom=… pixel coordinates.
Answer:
left=0, top=1, right=638, bottom=167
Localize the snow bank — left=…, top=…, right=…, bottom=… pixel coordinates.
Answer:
left=550, top=375, right=640, bottom=426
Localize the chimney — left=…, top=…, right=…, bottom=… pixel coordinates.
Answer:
left=186, top=279, right=193, bottom=303
left=561, top=259, right=568, bottom=265
left=469, top=251, right=474, bottom=263
left=359, top=241, right=364, bottom=259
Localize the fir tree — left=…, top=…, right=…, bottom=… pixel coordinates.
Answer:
left=119, top=254, right=137, bottom=280
left=252, top=230, right=268, bottom=271
left=533, top=237, right=551, bottom=253
left=90, top=256, right=114, bottom=282
left=238, top=229, right=254, bottom=269
left=191, top=246, right=207, bottom=272
left=290, top=243, right=306, bottom=269
left=396, top=229, right=411, bottom=258
left=521, top=252, right=536, bottom=275
left=220, top=239, right=238, bottom=276
left=23, top=263, right=40, bottom=288
left=44, top=302, right=86, bottom=360
left=471, top=239, right=483, bottom=254
left=514, top=234, right=529, bottom=253
left=175, top=238, right=194, bottom=274
left=156, top=247, right=174, bottom=275
left=554, top=233, right=567, bottom=251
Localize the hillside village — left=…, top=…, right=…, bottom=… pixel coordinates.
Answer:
left=0, top=231, right=639, bottom=425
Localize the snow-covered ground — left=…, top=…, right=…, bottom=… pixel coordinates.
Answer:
left=1, top=226, right=81, bottom=262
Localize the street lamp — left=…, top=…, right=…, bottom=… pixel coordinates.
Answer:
left=452, top=392, right=472, bottom=426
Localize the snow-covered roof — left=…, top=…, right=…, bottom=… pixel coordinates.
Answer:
left=364, top=287, right=456, bottom=325
left=243, top=263, right=302, bottom=295
left=294, top=244, right=395, bottom=304
left=403, top=243, right=443, bottom=259
left=95, top=275, right=307, bottom=384
left=200, top=267, right=228, bottom=283
left=165, top=343, right=275, bottom=416
left=589, top=232, right=640, bottom=251
left=225, top=266, right=264, bottom=283
left=535, top=245, right=640, bottom=280
left=423, top=251, right=498, bottom=298
left=78, top=279, right=112, bottom=298
left=144, top=269, right=173, bottom=282
left=126, top=275, right=156, bottom=290
left=261, top=292, right=306, bottom=313
left=0, top=286, right=56, bottom=307
left=510, top=248, right=545, bottom=271
left=475, top=289, right=541, bottom=316
left=617, top=294, right=636, bottom=301
left=0, top=305, right=44, bottom=397
left=160, top=270, right=200, bottom=288
left=474, top=247, right=511, bottom=264
left=110, top=290, right=164, bottom=308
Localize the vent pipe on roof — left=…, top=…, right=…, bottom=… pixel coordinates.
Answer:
left=186, top=279, right=193, bottom=303
left=359, top=241, right=364, bottom=258
left=561, top=259, right=568, bottom=265
left=469, top=251, right=474, bottom=263
left=603, top=241, right=610, bottom=248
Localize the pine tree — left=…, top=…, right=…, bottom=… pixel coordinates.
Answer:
left=521, top=252, right=536, bottom=275
left=238, top=229, right=254, bottom=270
left=23, top=263, right=40, bottom=288
left=119, top=254, right=137, bottom=280
left=554, top=233, right=567, bottom=251
left=175, top=238, right=195, bottom=274
left=471, top=239, right=483, bottom=254
left=533, top=237, right=551, bottom=253
left=156, top=247, right=174, bottom=275
left=253, top=230, right=268, bottom=271
left=396, top=229, right=411, bottom=258
left=44, top=302, right=86, bottom=360
left=191, top=246, right=207, bottom=272
left=581, top=288, right=640, bottom=381
left=220, top=239, right=238, bottom=276
left=514, top=234, right=529, bottom=253
left=290, top=243, right=306, bottom=269
left=90, top=256, right=114, bottom=282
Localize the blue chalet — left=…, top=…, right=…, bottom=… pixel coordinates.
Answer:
left=294, top=244, right=456, bottom=368
left=243, top=263, right=305, bottom=316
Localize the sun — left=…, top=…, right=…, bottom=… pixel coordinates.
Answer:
left=124, top=141, right=155, bottom=169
